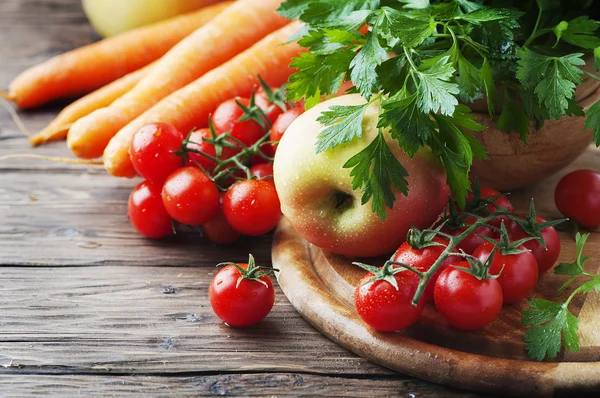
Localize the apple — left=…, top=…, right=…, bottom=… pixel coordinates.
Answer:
left=273, top=94, right=450, bottom=258
left=82, top=0, right=221, bottom=37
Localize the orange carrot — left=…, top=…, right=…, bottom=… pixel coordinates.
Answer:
left=66, top=0, right=288, bottom=160
left=28, top=64, right=152, bottom=147
left=103, top=21, right=304, bottom=178
left=8, top=2, right=231, bottom=109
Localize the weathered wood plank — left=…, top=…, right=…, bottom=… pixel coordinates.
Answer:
left=0, top=373, right=490, bottom=397
left=0, top=265, right=392, bottom=375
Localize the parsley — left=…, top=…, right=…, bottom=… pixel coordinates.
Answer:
left=522, top=232, right=600, bottom=361
left=278, top=0, right=600, bottom=219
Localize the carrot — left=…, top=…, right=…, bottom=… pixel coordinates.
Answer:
left=103, top=21, right=304, bottom=178
left=66, top=0, right=288, bottom=160
left=7, top=2, right=231, bottom=109
left=28, top=64, right=152, bottom=147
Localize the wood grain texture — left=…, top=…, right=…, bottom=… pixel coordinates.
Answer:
left=0, top=374, right=491, bottom=397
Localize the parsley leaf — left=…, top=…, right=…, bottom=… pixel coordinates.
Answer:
left=497, top=92, right=531, bottom=141
left=595, top=47, right=600, bottom=72
left=415, top=56, right=460, bottom=116
left=286, top=50, right=355, bottom=103
left=315, top=103, right=370, bottom=153
left=584, top=99, right=600, bottom=146
left=522, top=299, right=580, bottom=361
left=378, top=7, right=435, bottom=48
left=559, top=16, right=600, bottom=49
left=350, top=28, right=387, bottom=97
left=343, top=130, right=409, bottom=220
left=379, top=89, right=432, bottom=157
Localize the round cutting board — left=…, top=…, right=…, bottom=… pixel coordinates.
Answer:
left=272, top=147, right=600, bottom=397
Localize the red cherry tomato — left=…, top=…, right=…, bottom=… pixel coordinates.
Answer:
left=555, top=169, right=600, bottom=229
left=128, top=181, right=173, bottom=239
left=466, top=187, right=513, bottom=227
left=392, top=239, right=460, bottom=301
left=270, top=107, right=304, bottom=152
left=441, top=221, right=497, bottom=255
left=507, top=216, right=560, bottom=273
left=161, top=167, right=220, bottom=226
left=129, top=122, right=183, bottom=184
left=255, top=88, right=285, bottom=124
left=354, top=270, right=424, bottom=331
left=434, top=262, right=503, bottom=330
left=223, top=180, right=281, bottom=236
left=473, top=241, right=539, bottom=304
left=209, top=263, right=275, bottom=327
left=212, top=97, right=265, bottom=149
left=202, top=194, right=241, bottom=245
left=250, top=163, right=274, bottom=183
left=184, top=128, right=236, bottom=173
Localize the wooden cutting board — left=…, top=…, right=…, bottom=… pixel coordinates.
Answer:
left=272, top=146, right=600, bottom=397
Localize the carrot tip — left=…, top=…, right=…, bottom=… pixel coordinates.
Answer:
left=28, top=123, right=73, bottom=147
left=0, top=90, right=13, bottom=101
left=0, top=154, right=104, bottom=166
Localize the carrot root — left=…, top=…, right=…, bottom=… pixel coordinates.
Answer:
left=0, top=96, right=31, bottom=137
left=0, top=154, right=103, bottom=165
left=28, top=123, right=74, bottom=146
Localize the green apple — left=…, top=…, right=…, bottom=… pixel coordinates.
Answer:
left=273, top=94, right=450, bottom=258
left=82, top=0, right=221, bottom=37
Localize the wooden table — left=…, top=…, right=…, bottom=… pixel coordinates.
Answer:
left=5, top=1, right=593, bottom=396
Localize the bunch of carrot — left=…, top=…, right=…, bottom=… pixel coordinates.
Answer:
left=4, top=0, right=303, bottom=179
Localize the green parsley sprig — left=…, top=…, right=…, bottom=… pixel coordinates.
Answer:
left=278, top=0, right=600, bottom=219
left=522, top=232, right=599, bottom=361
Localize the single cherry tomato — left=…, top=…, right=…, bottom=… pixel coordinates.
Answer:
left=255, top=88, right=285, bottom=124
left=354, top=270, right=424, bottom=331
left=434, top=262, right=503, bottom=330
left=128, top=181, right=173, bottom=239
left=212, top=97, right=265, bottom=149
left=473, top=241, right=538, bottom=304
left=270, top=107, right=304, bottom=152
left=223, top=180, right=281, bottom=236
left=129, top=122, right=184, bottom=184
left=162, top=167, right=220, bottom=226
left=392, top=239, right=460, bottom=301
left=202, top=194, right=241, bottom=245
left=507, top=216, right=560, bottom=273
left=250, top=163, right=274, bottom=183
left=184, top=128, right=236, bottom=173
left=209, top=260, right=275, bottom=327
left=555, top=169, right=600, bottom=229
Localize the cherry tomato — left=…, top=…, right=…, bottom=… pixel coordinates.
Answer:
left=212, top=97, right=265, bottom=149
left=255, top=88, right=285, bottom=124
left=223, top=180, right=281, bottom=236
left=202, top=195, right=240, bottom=245
left=440, top=221, right=497, bottom=255
left=555, top=169, right=600, bottom=229
left=466, top=187, right=513, bottom=227
left=129, top=122, right=183, bottom=184
left=434, top=262, right=503, bottom=330
left=250, top=163, right=274, bottom=183
left=473, top=241, right=538, bottom=304
left=270, top=107, right=304, bottom=152
left=161, top=167, right=220, bottom=226
left=507, top=216, right=560, bottom=273
left=354, top=270, right=424, bottom=331
left=209, top=263, right=275, bottom=327
left=391, top=239, right=460, bottom=301
left=128, top=181, right=173, bottom=239
left=184, top=128, right=236, bottom=173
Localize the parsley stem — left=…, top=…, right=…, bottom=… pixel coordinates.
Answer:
left=582, top=69, right=600, bottom=83
left=524, top=6, right=543, bottom=47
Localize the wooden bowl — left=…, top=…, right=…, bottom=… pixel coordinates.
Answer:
left=469, top=70, right=599, bottom=191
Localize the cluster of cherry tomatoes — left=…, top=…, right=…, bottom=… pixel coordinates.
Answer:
left=354, top=187, right=562, bottom=332
left=126, top=85, right=303, bottom=243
